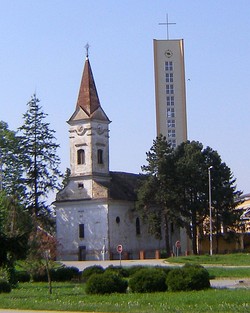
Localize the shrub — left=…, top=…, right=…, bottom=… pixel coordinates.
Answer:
left=50, top=266, right=80, bottom=281
left=82, top=265, right=104, bottom=282
left=183, top=263, right=210, bottom=290
left=0, top=281, right=11, bottom=293
left=127, top=265, right=149, bottom=277
left=85, top=272, right=128, bottom=294
left=129, top=268, right=167, bottom=293
left=166, top=268, right=189, bottom=291
left=166, top=264, right=210, bottom=291
left=105, top=265, right=129, bottom=277
left=33, top=266, right=80, bottom=282
left=16, top=271, right=31, bottom=283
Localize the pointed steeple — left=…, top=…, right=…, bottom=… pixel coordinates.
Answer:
left=76, top=56, right=101, bottom=116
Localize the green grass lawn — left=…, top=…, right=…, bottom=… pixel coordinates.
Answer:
left=166, top=253, right=250, bottom=266
left=0, top=282, right=249, bottom=313
left=1, top=255, right=250, bottom=313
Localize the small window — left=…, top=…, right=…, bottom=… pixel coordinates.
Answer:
left=78, top=183, right=84, bottom=189
left=166, top=96, right=174, bottom=106
left=167, top=108, right=175, bottom=118
left=166, top=73, right=173, bottom=83
left=168, top=129, right=176, bottom=138
left=136, top=217, right=141, bottom=235
left=116, top=216, right=120, bottom=224
left=165, top=61, right=173, bottom=71
left=97, top=149, right=103, bottom=164
left=167, top=119, right=175, bottom=128
left=166, top=84, right=174, bottom=94
left=77, top=149, right=85, bottom=165
left=79, top=224, right=85, bottom=238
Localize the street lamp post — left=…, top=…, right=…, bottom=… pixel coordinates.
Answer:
left=208, top=166, right=213, bottom=256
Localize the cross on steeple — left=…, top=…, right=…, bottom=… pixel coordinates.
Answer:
left=85, top=43, right=90, bottom=58
left=159, top=14, right=176, bottom=40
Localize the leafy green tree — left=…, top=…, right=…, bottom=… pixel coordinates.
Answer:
left=137, top=135, right=183, bottom=256
left=18, top=94, right=63, bottom=223
left=0, top=191, right=30, bottom=285
left=0, top=121, right=26, bottom=200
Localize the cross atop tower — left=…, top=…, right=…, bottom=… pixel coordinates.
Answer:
left=159, top=14, right=176, bottom=40
left=85, top=43, right=90, bottom=58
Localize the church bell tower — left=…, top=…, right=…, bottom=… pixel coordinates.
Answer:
left=67, top=49, right=111, bottom=197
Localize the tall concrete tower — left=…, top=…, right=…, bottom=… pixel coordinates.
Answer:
left=153, top=39, right=187, bottom=147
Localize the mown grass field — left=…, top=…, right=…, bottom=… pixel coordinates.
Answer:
left=0, top=282, right=249, bottom=313
left=0, top=254, right=250, bottom=313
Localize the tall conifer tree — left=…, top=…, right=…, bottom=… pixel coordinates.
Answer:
left=19, top=94, right=62, bottom=223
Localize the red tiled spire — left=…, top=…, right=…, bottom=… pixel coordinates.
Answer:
left=76, top=56, right=101, bottom=116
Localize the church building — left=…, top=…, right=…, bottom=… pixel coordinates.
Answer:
left=55, top=51, right=181, bottom=261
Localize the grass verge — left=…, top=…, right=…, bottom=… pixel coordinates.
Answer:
left=166, top=253, right=250, bottom=266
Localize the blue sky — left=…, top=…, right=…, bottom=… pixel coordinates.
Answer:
left=1, top=0, right=250, bottom=198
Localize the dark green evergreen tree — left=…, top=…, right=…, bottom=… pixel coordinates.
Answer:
left=137, top=137, right=241, bottom=255
left=202, top=146, right=241, bottom=253
left=174, top=141, right=207, bottom=254
left=62, top=167, right=71, bottom=188
left=18, top=94, right=62, bottom=224
left=137, top=135, right=183, bottom=256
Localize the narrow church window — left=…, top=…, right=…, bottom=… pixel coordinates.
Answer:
left=136, top=217, right=141, bottom=235
left=171, top=222, right=174, bottom=233
left=116, top=216, right=120, bottom=224
left=79, top=224, right=85, bottom=238
left=97, top=149, right=103, bottom=164
left=77, top=149, right=85, bottom=165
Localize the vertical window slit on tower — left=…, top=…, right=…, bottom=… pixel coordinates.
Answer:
left=77, top=149, right=85, bottom=164
left=97, top=149, right=103, bottom=164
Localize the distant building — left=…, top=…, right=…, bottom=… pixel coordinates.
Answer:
left=153, top=39, right=187, bottom=147
left=54, top=54, right=183, bottom=261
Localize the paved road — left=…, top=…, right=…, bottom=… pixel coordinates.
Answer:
left=62, top=258, right=169, bottom=270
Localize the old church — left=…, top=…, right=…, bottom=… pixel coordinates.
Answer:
left=55, top=52, right=183, bottom=261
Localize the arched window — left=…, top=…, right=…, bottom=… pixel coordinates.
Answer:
left=97, top=149, right=103, bottom=164
left=136, top=217, right=141, bottom=235
left=77, top=149, right=85, bottom=165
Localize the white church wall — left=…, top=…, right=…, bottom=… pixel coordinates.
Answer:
left=56, top=200, right=109, bottom=261
left=108, top=201, right=166, bottom=259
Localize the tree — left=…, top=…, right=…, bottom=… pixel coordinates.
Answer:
left=202, top=146, right=241, bottom=253
left=0, top=121, right=26, bottom=200
left=137, top=135, right=184, bottom=256
left=0, top=191, right=30, bottom=285
left=62, top=167, right=71, bottom=188
left=174, top=141, right=240, bottom=254
left=137, top=137, right=241, bottom=255
left=18, top=94, right=63, bottom=225
left=174, top=141, right=208, bottom=254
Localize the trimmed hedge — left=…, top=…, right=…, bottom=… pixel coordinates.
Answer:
left=82, top=265, right=105, bottom=282
left=33, top=266, right=80, bottom=282
left=105, top=265, right=129, bottom=278
left=129, top=268, right=167, bottom=293
left=166, top=263, right=210, bottom=291
left=85, top=272, right=128, bottom=294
